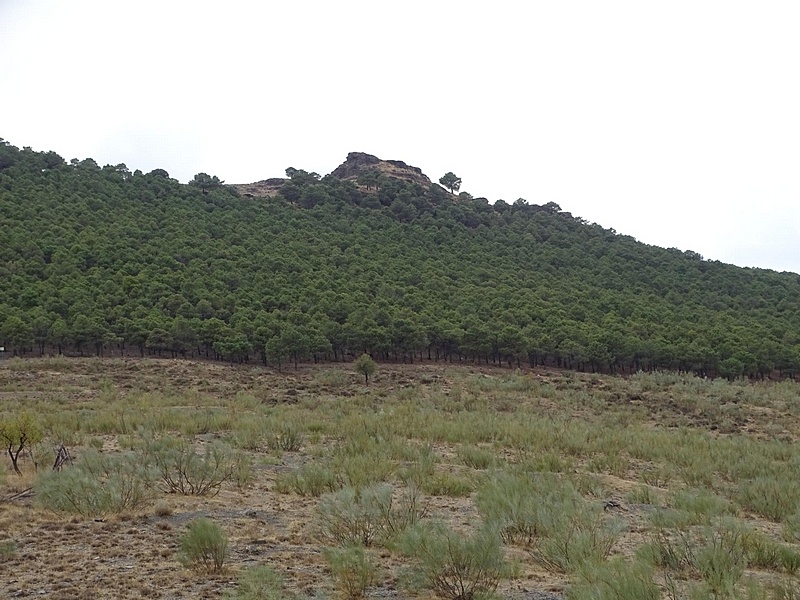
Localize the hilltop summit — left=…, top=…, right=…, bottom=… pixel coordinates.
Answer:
left=234, top=152, right=435, bottom=198
left=329, top=152, right=433, bottom=188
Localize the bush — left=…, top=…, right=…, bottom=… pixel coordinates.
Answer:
left=640, top=517, right=747, bottom=595
left=535, top=508, right=623, bottom=573
left=568, top=559, right=659, bottom=600
left=36, top=450, right=155, bottom=517
left=271, top=425, right=304, bottom=452
left=736, top=477, right=800, bottom=522
left=324, top=545, right=377, bottom=599
left=179, top=518, right=228, bottom=573
left=671, top=488, right=735, bottom=524
left=626, top=485, right=661, bottom=506
left=398, top=444, right=438, bottom=487
left=638, top=522, right=694, bottom=572
left=316, top=482, right=427, bottom=547
left=275, top=462, right=338, bottom=497
left=782, top=509, right=800, bottom=544
left=333, top=453, right=395, bottom=490
left=397, top=522, right=505, bottom=600
left=229, top=423, right=265, bottom=452
left=145, top=435, right=237, bottom=496
left=232, top=451, right=253, bottom=489
left=476, top=470, right=615, bottom=559
left=420, top=472, right=473, bottom=498
left=227, top=565, right=295, bottom=600
left=477, top=470, right=544, bottom=544
left=384, top=483, right=429, bottom=536
left=693, top=526, right=746, bottom=598
left=743, top=530, right=800, bottom=575
left=456, top=445, right=496, bottom=470
left=317, top=484, right=393, bottom=547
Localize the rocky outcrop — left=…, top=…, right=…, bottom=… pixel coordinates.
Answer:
left=232, top=178, right=287, bottom=198
left=234, top=152, right=435, bottom=197
left=330, top=152, right=433, bottom=188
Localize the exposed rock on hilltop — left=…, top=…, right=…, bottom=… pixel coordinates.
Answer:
left=234, top=152, right=436, bottom=198
left=233, top=178, right=287, bottom=198
left=330, top=152, right=433, bottom=188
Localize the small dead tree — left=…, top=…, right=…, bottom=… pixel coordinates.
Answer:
left=52, top=444, right=73, bottom=471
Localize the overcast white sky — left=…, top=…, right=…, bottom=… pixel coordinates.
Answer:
left=2, top=1, right=799, bottom=274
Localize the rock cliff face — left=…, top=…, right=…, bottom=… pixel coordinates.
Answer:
left=234, top=152, right=434, bottom=197
left=329, top=152, right=433, bottom=188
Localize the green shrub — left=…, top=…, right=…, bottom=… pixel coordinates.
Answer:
left=567, top=559, right=659, bottom=600
left=179, top=409, right=232, bottom=436
left=758, top=578, right=800, bottom=600
left=520, top=451, right=574, bottom=474
left=476, top=470, right=547, bottom=545
left=779, top=545, right=800, bottom=576
left=639, top=465, right=672, bottom=488
left=638, top=523, right=694, bottom=572
left=316, top=481, right=427, bottom=547
left=694, top=526, right=746, bottom=598
left=679, top=462, right=715, bottom=489
left=179, top=518, right=228, bottom=573
left=145, top=435, right=237, bottom=496
left=626, top=485, right=661, bottom=506
left=333, top=453, right=395, bottom=489
left=671, top=488, right=735, bottom=524
left=317, top=484, right=393, bottom=547
left=397, top=522, right=505, bottom=600
left=36, top=450, right=155, bottom=517
left=420, top=472, right=473, bottom=497
left=271, top=425, right=304, bottom=452
left=398, top=444, right=438, bottom=486
left=744, top=530, right=783, bottom=570
left=744, top=530, right=800, bottom=575
left=476, top=470, right=619, bottom=567
left=737, top=477, right=800, bottom=522
left=535, top=508, right=623, bottom=573
left=384, top=483, right=429, bottom=536
left=456, top=445, right=496, bottom=470
left=232, top=451, right=253, bottom=489
left=227, top=565, right=294, bottom=600
left=230, top=423, right=265, bottom=452
left=324, top=545, right=377, bottom=599
left=782, top=509, right=800, bottom=543
left=276, top=462, right=339, bottom=497
left=587, top=451, right=629, bottom=478
left=640, top=517, right=747, bottom=595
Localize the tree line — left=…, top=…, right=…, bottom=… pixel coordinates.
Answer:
left=1, top=138, right=800, bottom=379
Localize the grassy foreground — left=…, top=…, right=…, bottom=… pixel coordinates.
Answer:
left=1, top=357, right=800, bottom=599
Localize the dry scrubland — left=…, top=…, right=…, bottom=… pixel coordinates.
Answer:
left=2, top=358, right=800, bottom=599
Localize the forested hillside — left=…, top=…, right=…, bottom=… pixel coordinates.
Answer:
left=1, top=138, right=799, bottom=378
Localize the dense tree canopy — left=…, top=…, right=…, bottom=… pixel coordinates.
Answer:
left=1, top=138, right=800, bottom=379
left=189, top=172, right=223, bottom=194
